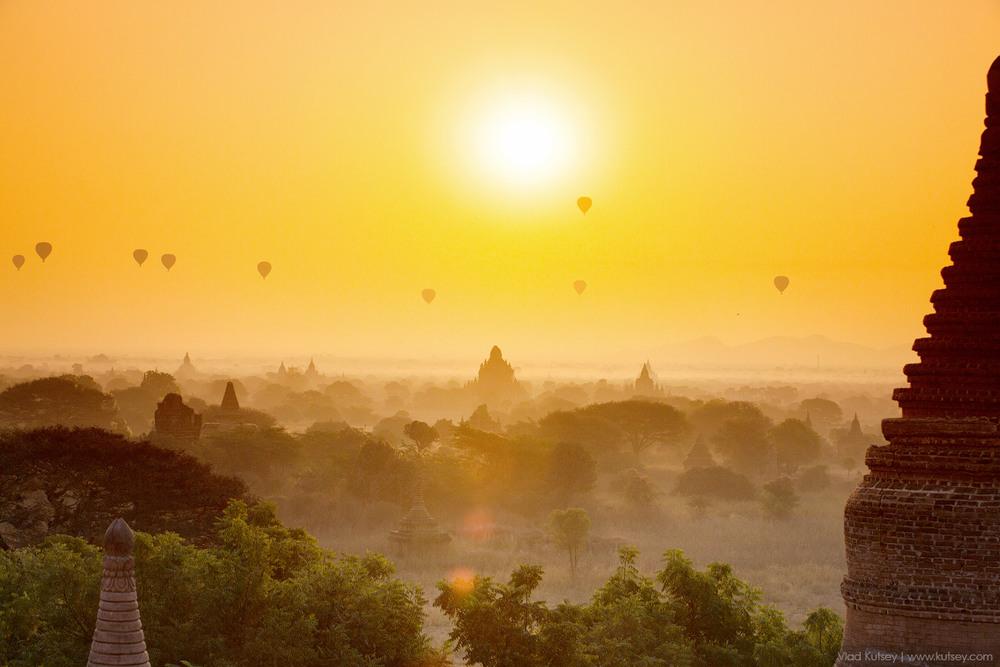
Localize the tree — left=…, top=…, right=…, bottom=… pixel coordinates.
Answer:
left=710, top=405, right=774, bottom=473
left=618, top=468, right=659, bottom=509
left=797, top=398, right=843, bottom=436
left=548, top=508, right=591, bottom=580
left=111, top=371, right=183, bottom=434
left=673, top=465, right=756, bottom=501
left=546, top=442, right=596, bottom=506
left=0, top=427, right=248, bottom=546
left=578, top=400, right=691, bottom=463
left=761, top=477, right=799, bottom=519
left=0, top=377, right=128, bottom=433
left=185, top=426, right=300, bottom=493
left=796, top=464, right=831, bottom=493
left=346, top=437, right=412, bottom=506
left=435, top=565, right=555, bottom=667
left=140, top=371, right=181, bottom=398
left=689, top=399, right=763, bottom=439
left=0, top=534, right=102, bottom=666
left=537, top=410, right=623, bottom=452
left=769, top=418, right=822, bottom=473
left=0, top=502, right=432, bottom=667
left=435, top=547, right=842, bottom=667
left=658, top=549, right=767, bottom=664
left=802, top=605, right=844, bottom=663
left=404, top=420, right=440, bottom=453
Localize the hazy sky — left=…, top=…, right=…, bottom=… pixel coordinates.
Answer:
left=2, top=1, right=999, bottom=361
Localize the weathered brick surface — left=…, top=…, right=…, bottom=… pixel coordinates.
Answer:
left=838, top=607, right=999, bottom=666
left=836, top=57, right=1000, bottom=666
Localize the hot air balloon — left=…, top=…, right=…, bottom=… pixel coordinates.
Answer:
left=577, top=197, right=592, bottom=214
left=35, top=242, right=52, bottom=262
left=12, top=255, right=25, bottom=270
left=422, top=288, right=436, bottom=304
left=133, top=249, right=148, bottom=266
left=573, top=280, right=587, bottom=295
left=257, top=261, right=272, bottom=279
left=161, top=254, right=176, bottom=271
left=774, top=276, right=789, bottom=294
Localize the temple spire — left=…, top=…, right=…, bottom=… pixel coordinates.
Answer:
left=87, top=518, right=150, bottom=667
left=221, top=381, right=240, bottom=411
left=835, top=56, right=1000, bottom=666
left=893, top=55, right=1000, bottom=419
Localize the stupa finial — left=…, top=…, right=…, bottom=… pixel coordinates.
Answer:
left=103, top=517, right=134, bottom=556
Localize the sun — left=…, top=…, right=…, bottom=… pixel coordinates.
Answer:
left=474, top=97, right=574, bottom=185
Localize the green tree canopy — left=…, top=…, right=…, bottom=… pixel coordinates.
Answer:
left=404, top=420, right=440, bottom=452
left=578, top=400, right=691, bottom=463
left=769, top=418, right=823, bottom=473
left=435, top=547, right=842, bottom=667
left=0, top=501, right=431, bottom=667
left=761, top=477, right=800, bottom=520
left=548, top=508, right=591, bottom=580
left=546, top=442, right=597, bottom=506
left=673, top=465, right=756, bottom=501
left=709, top=404, right=774, bottom=473
left=0, top=427, right=247, bottom=546
left=0, top=377, right=128, bottom=433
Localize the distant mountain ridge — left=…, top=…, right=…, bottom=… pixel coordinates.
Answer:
left=624, top=334, right=916, bottom=369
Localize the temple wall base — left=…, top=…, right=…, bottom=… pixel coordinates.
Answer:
left=836, top=606, right=1000, bottom=666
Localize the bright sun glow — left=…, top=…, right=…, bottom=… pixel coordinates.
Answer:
left=474, top=98, right=574, bottom=185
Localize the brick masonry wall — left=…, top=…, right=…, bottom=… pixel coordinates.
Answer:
left=838, top=418, right=1000, bottom=662
left=836, top=606, right=999, bottom=666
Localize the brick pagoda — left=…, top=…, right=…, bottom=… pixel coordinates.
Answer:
left=836, top=57, right=1000, bottom=665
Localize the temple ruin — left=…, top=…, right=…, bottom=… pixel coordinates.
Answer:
left=836, top=57, right=1000, bottom=665
left=152, top=393, right=201, bottom=439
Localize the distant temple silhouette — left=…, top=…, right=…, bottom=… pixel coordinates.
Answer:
left=221, top=381, right=240, bottom=412
left=174, top=352, right=197, bottom=381
left=388, top=479, right=451, bottom=552
left=835, top=57, right=1000, bottom=664
left=466, top=346, right=525, bottom=406
left=835, top=413, right=868, bottom=461
left=630, top=361, right=663, bottom=397
left=153, top=393, right=201, bottom=439
left=201, top=381, right=256, bottom=434
left=682, top=434, right=715, bottom=469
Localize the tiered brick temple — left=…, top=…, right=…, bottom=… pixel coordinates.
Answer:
left=836, top=57, right=1000, bottom=666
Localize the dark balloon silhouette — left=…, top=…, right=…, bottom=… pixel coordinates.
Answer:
left=422, top=289, right=436, bottom=304
left=257, top=261, right=271, bottom=279
left=577, top=197, right=592, bottom=214
left=12, top=255, right=25, bottom=270
left=35, top=242, right=52, bottom=262
left=161, top=254, right=176, bottom=271
left=574, top=280, right=587, bottom=295
left=774, top=276, right=790, bottom=294
left=133, top=249, right=148, bottom=266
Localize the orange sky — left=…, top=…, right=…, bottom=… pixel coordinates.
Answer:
left=1, top=1, right=999, bottom=362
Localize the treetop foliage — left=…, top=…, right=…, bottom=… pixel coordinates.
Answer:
left=0, top=500, right=431, bottom=667
left=0, top=376, right=128, bottom=433
left=0, top=427, right=247, bottom=547
left=435, top=546, right=843, bottom=667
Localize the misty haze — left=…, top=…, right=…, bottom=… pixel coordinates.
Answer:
left=2, top=3, right=1000, bottom=667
